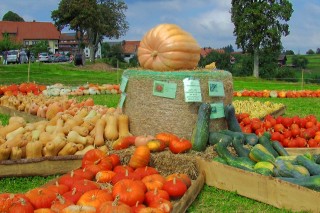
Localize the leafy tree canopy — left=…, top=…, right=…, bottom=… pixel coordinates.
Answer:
left=306, top=49, right=315, bottom=55
left=2, top=11, right=24, bottom=21
left=292, top=55, right=308, bottom=69
left=52, top=0, right=129, bottom=62
left=231, top=0, right=293, bottom=77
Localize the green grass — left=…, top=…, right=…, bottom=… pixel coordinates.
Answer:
left=286, top=54, right=320, bottom=80
left=0, top=62, right=319, bottom=212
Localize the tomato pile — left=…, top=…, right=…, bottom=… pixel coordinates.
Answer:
left=236, top=113, right=320, bottom=148
left=233, top=89, right=320, bottom=98
left=0, top=149, right=192, bottom=212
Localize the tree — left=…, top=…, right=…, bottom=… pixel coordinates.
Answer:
left=222, top=44, right=234, bottom=53
left=306, top=49, right=315, bottom=55
left=285, top=50, right=295, bottom=55
left=2, top=11, right=24, bottom=21
left=292, top=55, right=308, bottom=69
left=30, top=41, right=50, bottom=58
left=0, top=33, right=21, bottom=52
left=316, top=48, right=320, bottom=54
left=52, top=0, right=128, bottom=63
left=231, top=0, right=293, bottom=78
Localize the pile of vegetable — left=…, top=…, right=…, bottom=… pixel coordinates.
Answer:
left=236, top=113, right=320, bottom=147
left=0, top=82, right=121, bottom=97
left=234, top=89, right=320, bottom=98
left=0, top=149, right=193, bottom=212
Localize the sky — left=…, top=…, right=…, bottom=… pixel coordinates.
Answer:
left=0, top=0, right=319, bottom=54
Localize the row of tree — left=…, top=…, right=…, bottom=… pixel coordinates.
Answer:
left=2, top=0, right=295, bottom=79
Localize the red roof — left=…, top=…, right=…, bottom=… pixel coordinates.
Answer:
left=0, top=21, right=60, bottom=42
left=122, top=40, right=140, bottom=54
left=200, top=48, right=225, bottom=57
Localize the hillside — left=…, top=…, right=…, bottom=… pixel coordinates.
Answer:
left=286, top=54, right=320, bottom=80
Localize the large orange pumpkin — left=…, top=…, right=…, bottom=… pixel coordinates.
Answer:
left=137, top=23, right=201, bottom=71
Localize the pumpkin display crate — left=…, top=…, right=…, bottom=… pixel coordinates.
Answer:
left=122, top=69, right=234, bottom=139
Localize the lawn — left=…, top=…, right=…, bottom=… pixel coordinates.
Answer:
left=0, top=62, right=319, bottom=212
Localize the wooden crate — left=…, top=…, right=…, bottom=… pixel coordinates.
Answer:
left=197, top=157, right=320, bottom=212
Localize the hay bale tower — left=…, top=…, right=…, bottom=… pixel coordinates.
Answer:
left=122, top=69, right=233, bottom=139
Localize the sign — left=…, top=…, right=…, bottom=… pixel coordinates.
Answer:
left=119, top=76, right=129, bottom=92
left=208, top=81, right=225, bottom=97
left=153, top=81, right=177, bottom=99
left=183, top=78, right=202, bottom=102
left=210, top=102, right=225, bottom=119
left=118, top=92, right=127, bottom=108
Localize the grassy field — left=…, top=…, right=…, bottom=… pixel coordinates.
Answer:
left=0, top=62, right=319, bottom=212
left=286, top=54, right=320, bottom=80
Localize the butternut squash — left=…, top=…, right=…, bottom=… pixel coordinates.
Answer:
left=43, top=135, right=67, bottom=156
left=104, top=114, right=119, bottom=141
left=75, top=145, right=95, bottom=155
left=0, top=122, right=24, bottom=138
left=72, top=126, right=89, bottom=137
left=62, top=117, right=84, bottom=134
left=6, top=126, right=25, bottom=141
left=0, top=145, right=11, bottom=160
left=26, top=140, right=43, bottom=159
left=86, top=136, right=94, bottom=145
left=117, top=114, right=132, bottom=138
left=67, top=131, right=87, bottom=145
left=10, top=146, right=22, bottom=160
left=8, top=116, right=26, bottom=126
left=58, top=142, right=78, bottom=156
left=94, top=118, right=106, bottom=146
left=0, top=133, right=28, bottom=149
left=31, top=129, right=41, bottom=141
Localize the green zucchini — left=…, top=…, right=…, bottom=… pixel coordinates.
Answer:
left=254, top=168, right=274, bottom=176
left=279, top=175, right=320, bottom=191
left=232, top=136, right=250, bottom=158
left=243, top=133, right=259, bottom=146
left=224, top=104, right=242, bottom=132
left=296, top=155, right=320, bottom=175
left=208, top=132, right=232, bottom=145
left=258, top=135, right=279, bottom=157
left=213, top=156, right=227, bottom=164
left=249, top=144, right=276, bottom=163
left=219, top=129, right=244, bottom=141
left=191, top=103, right=211, bottom=152
left=272, top=140, right=289, bottom=156
left=273, top=159, right=310, bottom=178
left=313, top=154, right=320, bottom=164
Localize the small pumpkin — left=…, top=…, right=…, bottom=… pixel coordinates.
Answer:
left=141, top=174, right=166, bottom=191
left=169, top=137, right=192, bottom=154
left=97, top=195, right=132, bottom=213
left=162, top=177, right=187, bottom=199
left=128, top=145, right=151, bottom=169
left=76, top=189, right=113, bottom=209
left=112, top=179, right=145, bottom=207
left=137, top=23, right=201, bottom=71
left=81, top=149, right=113, bottom=175
left=146, top=139, right=167, bottom=152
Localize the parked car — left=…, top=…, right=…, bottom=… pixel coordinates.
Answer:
left=6, top=50, right=19, bottom=64
left=38, top=52, right=51, bottom=63
left=54, top=55, right=69, bottom=63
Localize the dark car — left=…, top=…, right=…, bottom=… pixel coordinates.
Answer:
left=54, top=55, right=69, bottom=63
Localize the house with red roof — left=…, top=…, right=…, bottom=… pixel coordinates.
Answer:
left=0, top=21, right=61, bottom=54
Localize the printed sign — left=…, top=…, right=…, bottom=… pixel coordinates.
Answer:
left=208, top=81, right=225, bottom=97
left=210, top=102, right=225, bottom=119
left=153, top=81, right=177, bottom=99
left=183, top=78, right=202, bottom=102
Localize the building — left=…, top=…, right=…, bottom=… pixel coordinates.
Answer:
left=200, top=47, right=225, bottom=57
left=59, top=32, right=101, bottom=58
left=0, top=21, right=60, bottom=54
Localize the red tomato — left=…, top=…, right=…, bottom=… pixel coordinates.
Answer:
left=308, top=139, right=318, bottom=148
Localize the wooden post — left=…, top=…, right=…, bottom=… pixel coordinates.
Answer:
left=27, top=58, right=31, bottom=82
left=301, top=69, right=304, bottom=90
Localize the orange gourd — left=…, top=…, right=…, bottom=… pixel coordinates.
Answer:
left=128, top=145, right=151, bottom=169
left=104, top=114, right=119, bottom=141
left=117, top=114, right=132, bottom=138
left=137, top=23, right=201, bottom=71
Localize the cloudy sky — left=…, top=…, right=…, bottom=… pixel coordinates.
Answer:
left=1, top=0, right=319, bottom=54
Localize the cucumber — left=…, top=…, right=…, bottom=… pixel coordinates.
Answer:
left=213, top=156, right=227, bottom=164
left=254, top=168, right=274, bottom=176
left=208, top=132, right=232, bottom=145
left=274, top=159, right=310, bottom=178
left=219, top=129, right=244, bottom=141
left=249, top=144, right=276, bottom=163
left=279, top=175, right=320, bottom=191
left=258, top=135, right=279, bottom=157
left=296, top=155, right=320, bottom=175
left=243, top=133, right=259, bottom=146
left=232, top=136, right=250, bottom=158
left=224, top=104, right=242, bottom=132
left=272, top=140, right=289, bottom=156
left=191, top=103, right=211, bottom=152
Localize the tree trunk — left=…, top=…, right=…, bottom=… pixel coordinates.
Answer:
left=253, top=48, right=259, bottom=78
left=89, top=44, right=95, bottom=63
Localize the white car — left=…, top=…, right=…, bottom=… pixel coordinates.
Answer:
left=38, top=52, right=51, bottom=63
left=6, top=50, right=19, bottom=64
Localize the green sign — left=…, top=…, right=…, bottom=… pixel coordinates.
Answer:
left=210, top=102, right=225, bottom=119
left=153, top=81, right=177, bottom=99
left=118, top=92, right=127, bottom=108
left=208, top=81, right=225, bottom=97
left=183, top=78, right=202, bottom=102
left=120, top=76, right=129, bottom=92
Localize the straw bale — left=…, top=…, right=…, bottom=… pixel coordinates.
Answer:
left=122, top=69, right=234, bottom=139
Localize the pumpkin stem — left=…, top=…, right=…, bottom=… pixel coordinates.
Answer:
left=94, top=158, right=101, bottom=165
left=113, top=195, right=120, bottom=206
left=151, top=51, right=158, bottom=58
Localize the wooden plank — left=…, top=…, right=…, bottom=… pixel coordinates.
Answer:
left=197, top=157, right=320, bottom=212
left=0, top=156, right=83, bottom=177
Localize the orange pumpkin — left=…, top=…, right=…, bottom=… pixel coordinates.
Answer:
left=137, top=23, right=201, bottom=71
